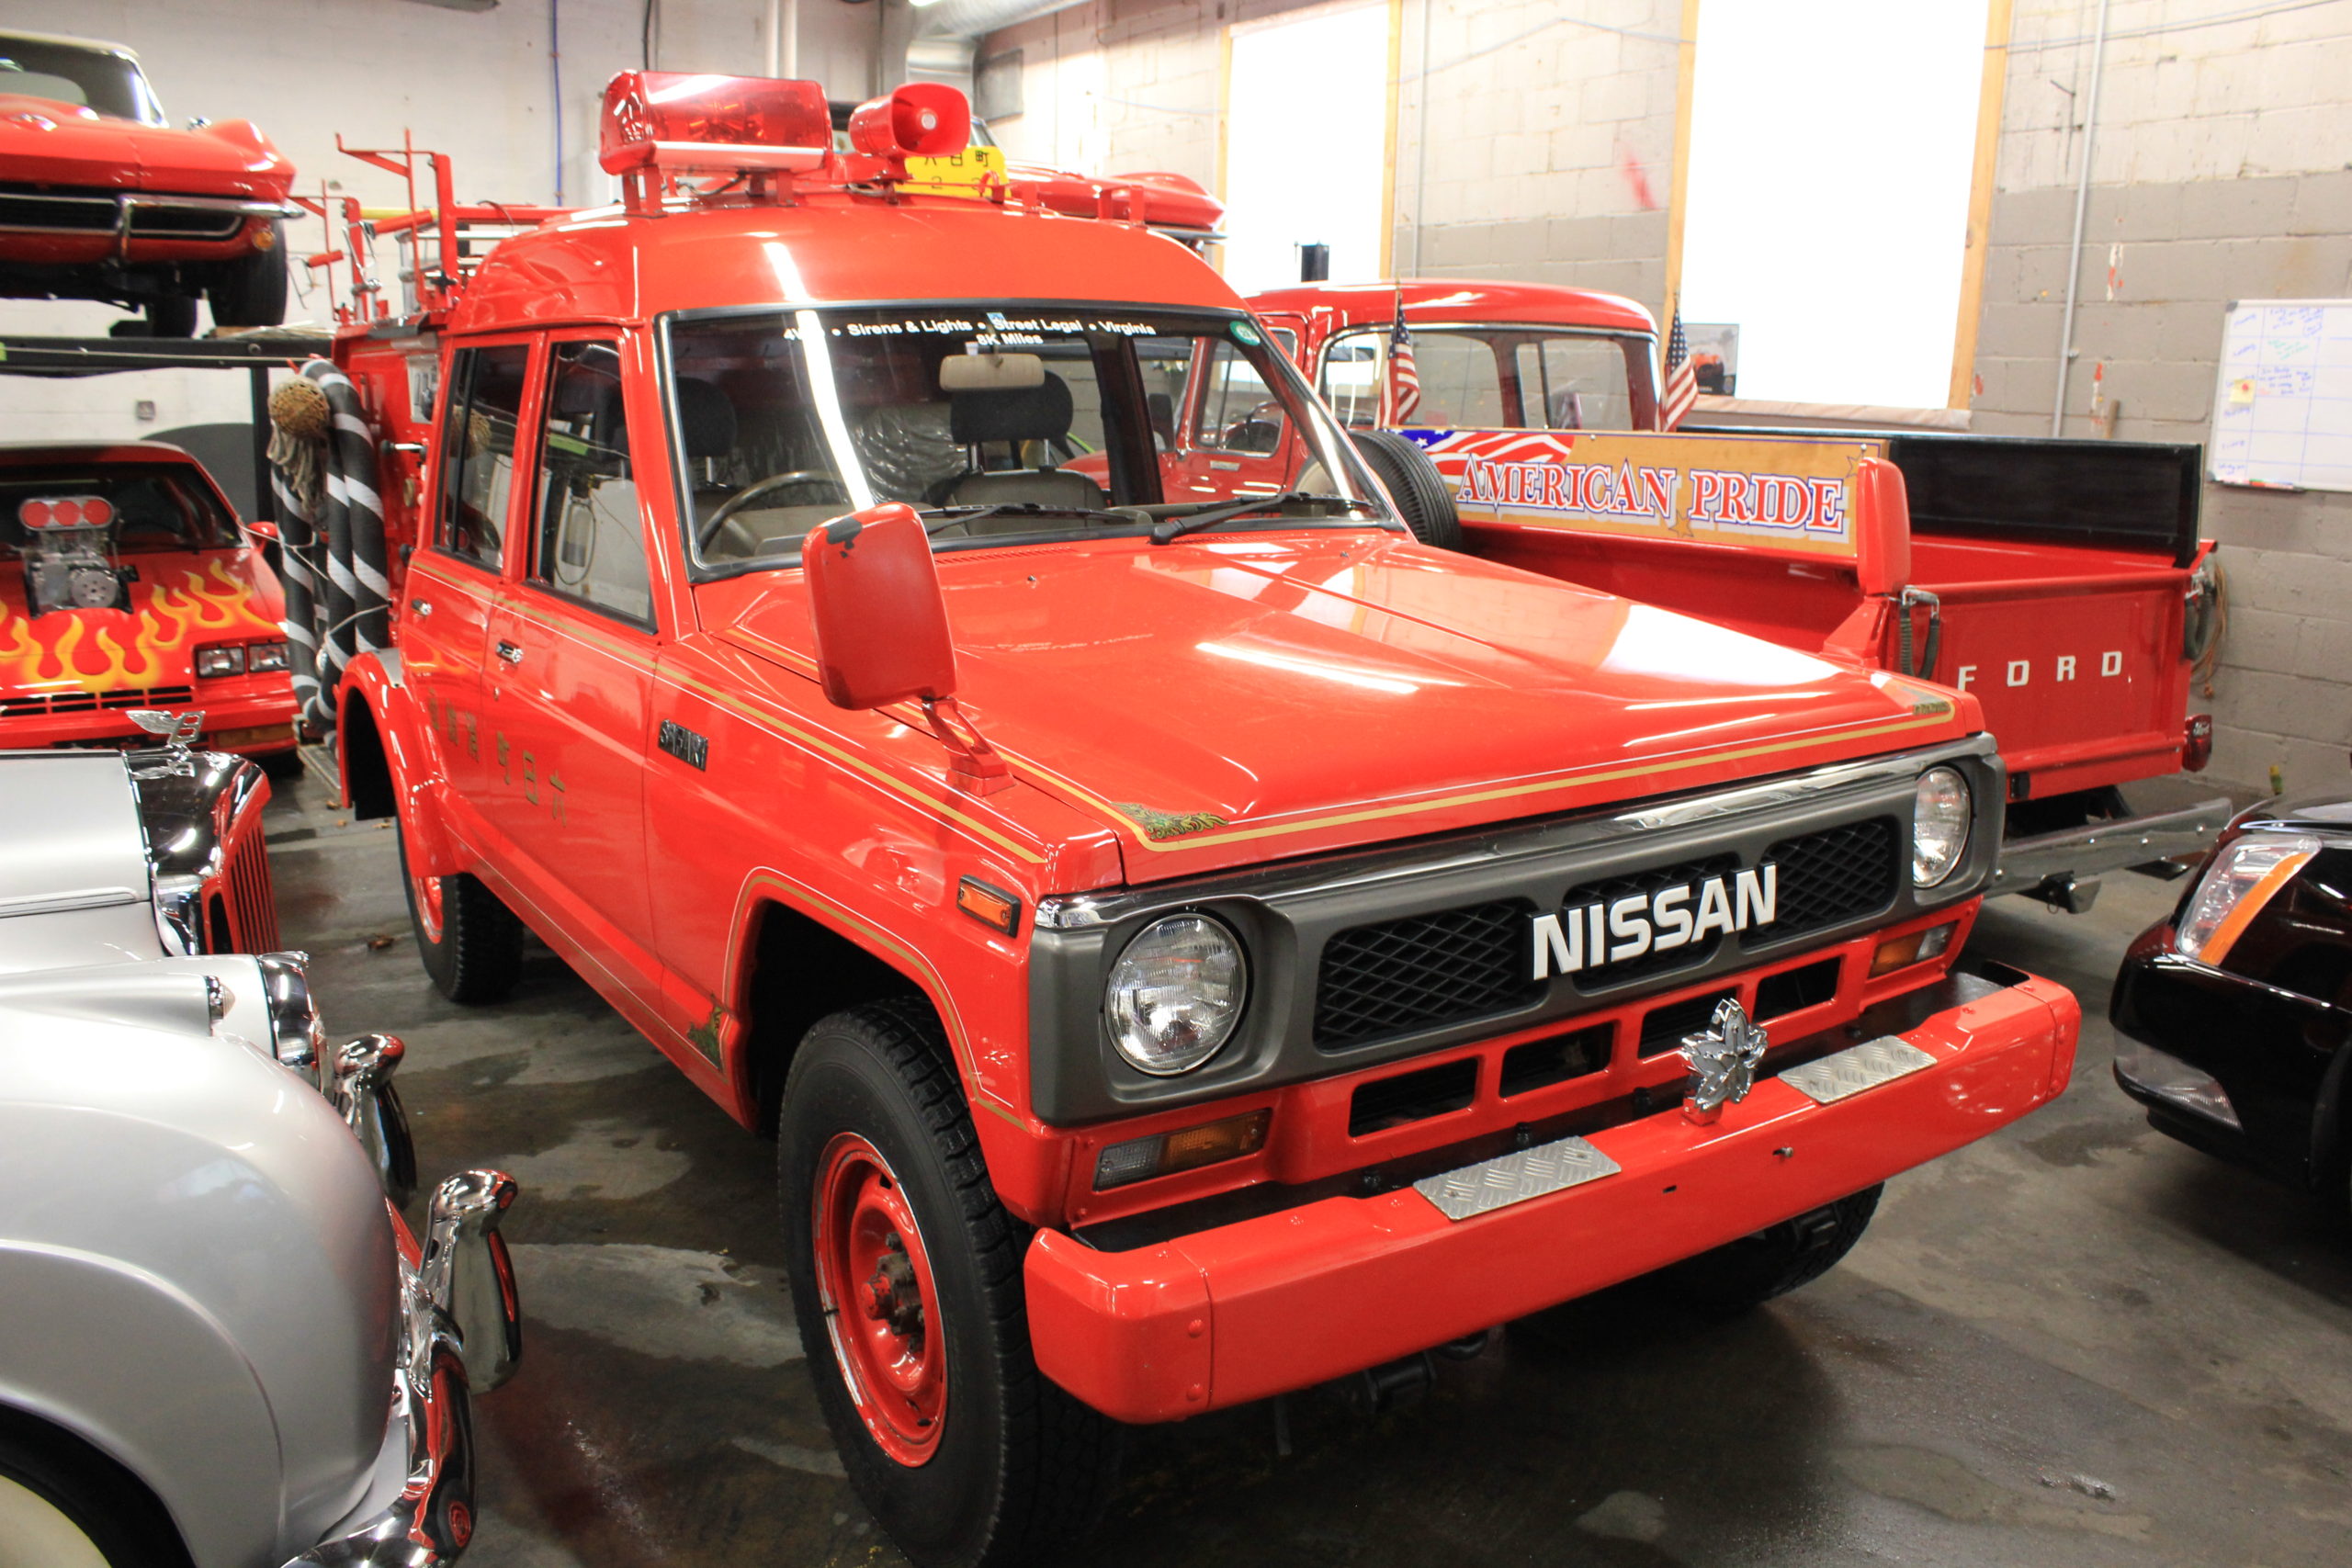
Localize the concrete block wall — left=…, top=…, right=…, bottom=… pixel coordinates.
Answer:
left=979, top=0, right=1680, bottom=316
left=1969, top=0, right=2352, bottom=795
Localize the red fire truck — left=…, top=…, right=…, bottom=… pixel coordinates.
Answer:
left=1247, top=280, right=2231, bottom=911
left=302, top=75, right=2079, bottom=1567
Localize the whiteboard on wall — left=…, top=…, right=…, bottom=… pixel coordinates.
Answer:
left=2210, top=299, right=2352, bottom=491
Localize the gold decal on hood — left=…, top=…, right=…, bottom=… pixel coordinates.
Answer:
left=1115, top=802, right=1232, bottom=841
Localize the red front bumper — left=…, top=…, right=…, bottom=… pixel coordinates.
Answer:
left=0, top=684, right=298, bottom=754
left=1026, top=964, right=2077, bottom=1424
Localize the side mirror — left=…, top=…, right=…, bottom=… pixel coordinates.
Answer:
left=243, top=516, right=281, bottom=544
left=1851, top=454, right=1912, bottom=599
left=804, top=503, right=956, bottom=710
left=803, top=503, right=1009, bottom=792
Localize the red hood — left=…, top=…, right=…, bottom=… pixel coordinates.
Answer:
left=0, top=96, right=290, bottom=197
left=0, top=547, right=283, bottom=693
left=706, top=532, right=1972, bottom=882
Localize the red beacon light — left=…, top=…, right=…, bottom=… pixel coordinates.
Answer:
left=600, top=71, right=831, bottom=209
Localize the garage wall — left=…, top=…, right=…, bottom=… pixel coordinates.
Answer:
left=978, top=0, right=1681, bottom=310
left=1965, top=0, right=2352, bottom=795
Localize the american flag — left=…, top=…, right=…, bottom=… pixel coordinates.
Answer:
left=1386, top=291, right=1420, bottom=424
left=1661, top=307, right=1698, bottom=430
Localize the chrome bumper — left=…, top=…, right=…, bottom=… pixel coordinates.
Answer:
left=286, top=1169, right=522, bottom=1567
left=1990, top=797, right=2234, bottom=897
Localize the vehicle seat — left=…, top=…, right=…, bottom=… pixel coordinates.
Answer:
left=946, top=374, right=1107, bottom=511
left=675, top=378, right=739, bottom=513
left=855, top=402, right=964, bottom=504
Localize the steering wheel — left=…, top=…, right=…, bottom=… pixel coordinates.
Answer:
left=1219, top=400, right=1287, bottom=456
left=697, top=469, right=849, bottom=548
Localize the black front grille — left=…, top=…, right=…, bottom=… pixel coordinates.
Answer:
left=1309, top=817, right=1905, bottom=1051
left=0, top=186, right=116, bottom=232
left=1563, top=852, right=1738, bottom=992
left=1, top=684, right=194, bottom=718
left=1754, top=818, right=1900, bottom=939
left=1314, top=897, right=1542, bottom=1050
left=129, top=205, right=245, bottom=240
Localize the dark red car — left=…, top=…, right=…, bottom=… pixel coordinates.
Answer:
left=0, top=30, right=293, bottom=334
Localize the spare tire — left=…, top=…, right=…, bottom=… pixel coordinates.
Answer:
left=1349, top=428, right=1462, bottom=550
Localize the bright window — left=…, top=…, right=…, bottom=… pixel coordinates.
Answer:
left=1679, top=0, right=1991, bottom=408
left=1221, top=3, right=1389, bottom=294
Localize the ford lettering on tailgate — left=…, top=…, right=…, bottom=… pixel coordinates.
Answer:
left=1532, top=865, right=1777, bottom=980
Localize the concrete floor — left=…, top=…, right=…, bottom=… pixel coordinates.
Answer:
left=265, top=774, right=2352, bottom=1568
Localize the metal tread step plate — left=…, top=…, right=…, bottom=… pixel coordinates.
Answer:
left=1777, top=1036, right=1937, bottom=1105
left=1413, top=1134, right=1622, bottom=1222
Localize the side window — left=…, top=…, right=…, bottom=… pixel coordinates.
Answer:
left=530, top=341, right=654, bottom=625
left=1520, top=336, right=1640, bottom=432
left=1194, top=338, right=1285, bottom=455
left=1317, top=335, right=1385, bottom=428
left=1408, top=333, right=1508, bottom=429
left=436, top=344, right=531, bottom=569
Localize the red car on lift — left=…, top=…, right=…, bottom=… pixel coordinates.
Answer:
left=0, top=442, right=299, bottom=761
left=309, top=75, right=2078, bottom=1568
left=0, top=29, right=294, bottom=335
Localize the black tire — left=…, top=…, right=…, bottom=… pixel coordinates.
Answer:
left=0, top=1407, right=193, bottom=1568
left=779, top=999, right=1122, bottom=1568
left=147, top=293, right=199, bottom=338
left=1351, top=427, right=1462, bottom=549
left=207, top=222, right=288, bottom=327
left=1661, top=1184, right=1883, bottom=1315
left=398, top=819, right=524, bottom=1005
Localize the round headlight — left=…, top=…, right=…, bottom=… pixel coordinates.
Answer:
left=1912, top=767, right=1972, bottom=886
left=1104, top=913, right=1247, bottom=1077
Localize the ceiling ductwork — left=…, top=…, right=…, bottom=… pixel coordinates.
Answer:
left=899, top=0, right=1088, bottom=92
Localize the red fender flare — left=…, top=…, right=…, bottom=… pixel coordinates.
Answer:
left=339, top=651, right=459, bottom=881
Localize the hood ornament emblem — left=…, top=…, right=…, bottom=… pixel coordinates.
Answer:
left=127, top=708, right=208, bottom=776
left=1679, top=997, right=1770, bottom=1124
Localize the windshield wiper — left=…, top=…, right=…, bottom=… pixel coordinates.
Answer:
left=1148, top=492, right=1366, bottom=546
left=918, top=502, right=1143, bottom=534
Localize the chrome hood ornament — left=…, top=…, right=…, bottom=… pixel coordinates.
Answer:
left=127, top=707, right=208, bottom=777
left=1679, top=997, right=1770, bottom=1123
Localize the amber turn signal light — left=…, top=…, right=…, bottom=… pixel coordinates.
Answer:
left=1871, top=921, right=1956, bottom=977
left=956, top=875, right=1020, bottom=935
left=1093, top=1109, right=1272, bottom=1191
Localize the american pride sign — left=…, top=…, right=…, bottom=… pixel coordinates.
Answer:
left=1405, top=429, right=1886, bottom=560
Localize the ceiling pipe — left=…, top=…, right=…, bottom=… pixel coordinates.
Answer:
left=896, top=0, right=1090, bottom=88
left=767, top=0, right=798, bottom=78
left=2049, top=0, right=2110, bottom=436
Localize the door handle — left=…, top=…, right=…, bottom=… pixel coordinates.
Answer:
left=494, top=639, right=524, bottom=666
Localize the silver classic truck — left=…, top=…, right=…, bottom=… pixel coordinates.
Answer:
left=0, top=739, right=524, bottom=1566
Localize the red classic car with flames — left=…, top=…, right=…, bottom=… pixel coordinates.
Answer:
left=1, top=443, right=299, bottom=760
left=0, top=29, right=293, bottom=335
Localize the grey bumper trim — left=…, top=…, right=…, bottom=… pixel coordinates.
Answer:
left=1990, top=797, right=2234, bottom=894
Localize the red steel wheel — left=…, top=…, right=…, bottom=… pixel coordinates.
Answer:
left=812, top=1132, right=947, bottom=1465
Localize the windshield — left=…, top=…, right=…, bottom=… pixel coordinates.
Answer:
left=1320, top=326, right=1655, bottom=433
left=0, top=38, right=164, bottom=124
left=0, top=464, right=237, bottom=554
left=664, top=304, right=1390, bottom=570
